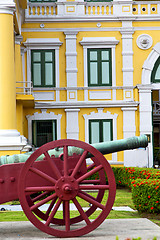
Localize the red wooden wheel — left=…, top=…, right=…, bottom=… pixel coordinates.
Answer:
left=18, top=139, right=116, bottom=237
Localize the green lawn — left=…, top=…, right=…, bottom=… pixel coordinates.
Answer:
left=0, top=188, right=159, bottom=227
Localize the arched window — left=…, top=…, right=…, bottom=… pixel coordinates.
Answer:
left=151, top=56, right=160, bottom=83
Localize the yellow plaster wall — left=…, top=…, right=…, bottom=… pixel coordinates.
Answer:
left=16, top=101, right=24, bottom=135
left=0, top=150, right=21, bottom=157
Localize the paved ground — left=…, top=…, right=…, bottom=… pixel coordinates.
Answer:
left=0, top=219, right=160, bottom=240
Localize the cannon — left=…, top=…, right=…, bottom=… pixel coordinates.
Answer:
left=0, top=135, right=148, bottom=237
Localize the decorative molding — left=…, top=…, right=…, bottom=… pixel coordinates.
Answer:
left=26, top=109, right=62, bottom=145
left=142, top=42, right=160, bottom=85
left=15, top=35, right=23, bottom=45
left=35, top=100, right=139, bottom=109
left=23, top=38, right=63, bottom=48
left=80, top=37, right=119, bottom=46
left=89, top=91, right=112, bottom=100
left=136, top=34, right=153, bottom=50
left=33, top=92, right=54, bottom=101
left=83, top=108, right=118, bottom=162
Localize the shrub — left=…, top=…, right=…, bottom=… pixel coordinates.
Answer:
left=112, top=167, right=160, bottom=188
left=131, top=179, right=160, bottom=213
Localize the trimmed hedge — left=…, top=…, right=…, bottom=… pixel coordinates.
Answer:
left=112, top=167, right=160, bottom=188
left=131, top=179, right=160, bottom=213
left=111, top=167, right=160, bottom=213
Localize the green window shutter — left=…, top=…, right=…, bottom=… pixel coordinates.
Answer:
left=151, top=56, right=160, bottom=83
left=31, top=50, right=55, bottom=87
left=89, top=119, right=113, bottom=144
left=32, top=120, right=57, bottom=147
left=88, top=48, right=112, bottom=86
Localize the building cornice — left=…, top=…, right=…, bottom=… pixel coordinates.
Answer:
left=35, top=100, right=139, bottom=109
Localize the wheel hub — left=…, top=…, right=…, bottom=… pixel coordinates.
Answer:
left=55, top=176, right=79, bottom=200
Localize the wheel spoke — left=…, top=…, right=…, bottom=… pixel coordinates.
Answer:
left=87, top=162, right=96, bottom=170
left=63, top=146, right=68, bottom=177
left=45, top=198, right=62, bottom=226
left=81, top=180, right=100, bottom=184
left=31, top=191, right=50, bottom=203
left=30, top=192, right=57, bottom=211
left=78, top=191, right=105, bottom=210
left=73, top=198, right=91, bottom=225
left=71, top=150, right=88, bottom=178
left=80, top=185, right=109, bottom=190
left=45, top=196, right=58, bottom=217
left=44, top=151, right=62, bottom=179
left=29, top=166, right=56, bottom=185
left=64, top=200, right=70, bottom=231
left=77, top=164, right=103, bottom=183
left=25, top=186, right=55, bottom=192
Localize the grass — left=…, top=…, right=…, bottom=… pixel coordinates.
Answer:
left=0, top=188, right=159, bottom=227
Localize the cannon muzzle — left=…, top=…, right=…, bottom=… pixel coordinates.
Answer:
left=91, top=134, right=148, bottom=157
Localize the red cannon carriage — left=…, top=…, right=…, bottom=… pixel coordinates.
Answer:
left=0, top=136, right=148, bottom=237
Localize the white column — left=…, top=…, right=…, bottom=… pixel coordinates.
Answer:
left=122, top=107, right=138, bottom=167
left=138, top=87, right=153, bottom=168
left=121, top=107, right=137, bottom=138
left=121, top=21, right=134, bottom=101
left=64, top=31, right=78, bottom=102
left=65, top=109, right=80, bottom=139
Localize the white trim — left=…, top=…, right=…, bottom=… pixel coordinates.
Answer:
left=23, top=38, right=63, bottom=101
left=0, top=1, right=15, bottom=14
left=65, top=109, right=80, bottom=139
left=80, top=37, right=119, bottom=101
left=26, top=109, right=62, bottom=145
left=80, top=37, right=119, bottom=46
left=83, top=108, right=118, bottom=162
left=23, top=38, right=63, bottom=48
left=21, top=27, right=160, bottom=33
left=35, top=100, right=139, bottom=109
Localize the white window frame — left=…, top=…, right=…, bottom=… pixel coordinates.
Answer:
left=80, top=37, right=119, bottom=101
left=23, top=38, right=63, bottom=101
left=83, top=108, right=118, bottom=162
left=26, top=109, right=62, bottom=145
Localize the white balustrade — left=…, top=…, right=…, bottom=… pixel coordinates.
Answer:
left=85, top=2, right=112, bottom=16
left=26, top=2, right=56, bottom=18
left=25, top=1, right=160, bottom=20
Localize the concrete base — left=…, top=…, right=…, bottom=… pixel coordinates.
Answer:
left=0, top=219, right=160, bottom=239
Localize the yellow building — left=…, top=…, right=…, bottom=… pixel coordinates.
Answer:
left=1, top=0, right=160, bottom=167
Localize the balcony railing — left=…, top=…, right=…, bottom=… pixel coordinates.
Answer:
left=16, top=81, right=33, bottom=95
left=25, top=1, right=160, bottom=20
